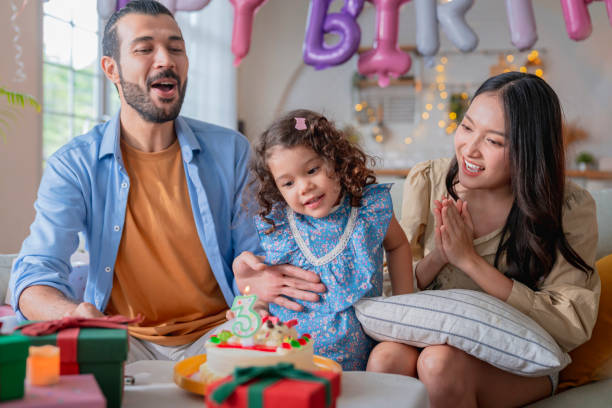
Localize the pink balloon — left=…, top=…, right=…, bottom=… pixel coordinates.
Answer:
left=358, top=0, right=412, bottom=88
left=561, top=0, right=612, bottom=41
left=229, top=0, right=268, bottom=66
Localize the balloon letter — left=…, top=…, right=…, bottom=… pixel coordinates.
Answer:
left=303, top=0, right=365, bottom=70
left=103, top=0, right=210, bottom=18
left=414, top=0, right=438, bottom=58
left=561, top=0, right=592, bottom=41
left=174, top=0, right=212, bottom=12
left=229, top=0, right=268, bottom=66
left=505, top=0, right=537, bottom=50
left=358, top=0, right=412, bottom=88
left=97, top=0, right=117, bottom=20
left=437, top=0, right=478, bottom=53
left=561, top=0, right=612, bottom=41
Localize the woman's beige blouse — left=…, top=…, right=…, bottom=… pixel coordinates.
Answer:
left=400, top=158, right=601, bottom=352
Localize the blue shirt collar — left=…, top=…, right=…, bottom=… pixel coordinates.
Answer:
left=98, top=111, right=201, bottom=162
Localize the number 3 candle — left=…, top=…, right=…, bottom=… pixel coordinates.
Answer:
left=229, top=286, right=261, bottom=338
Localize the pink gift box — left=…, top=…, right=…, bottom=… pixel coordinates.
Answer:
left=1, top=374, right=106, bottom=407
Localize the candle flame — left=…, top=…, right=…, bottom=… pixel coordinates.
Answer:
left=244, top=286, right=250, bottom=294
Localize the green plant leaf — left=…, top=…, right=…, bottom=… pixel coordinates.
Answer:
left=0, top=87, right=41, bottom=112
left=0, top=86, right=41, bottom=143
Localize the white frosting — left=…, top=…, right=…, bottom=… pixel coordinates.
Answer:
left=204, top=341, right=317, bottom=378
left=200, top=318, right=317, bottom=381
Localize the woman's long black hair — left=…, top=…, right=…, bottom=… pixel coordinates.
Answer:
left=445, top=72, right=593, bottom=289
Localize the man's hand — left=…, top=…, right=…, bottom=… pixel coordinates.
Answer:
left=64, top=302, right=105, bottom=318
left=19, top=285, right=105, bottom=321
left=233, top=251, right=326, bottom=311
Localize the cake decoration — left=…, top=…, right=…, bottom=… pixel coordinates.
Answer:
left=200, top=316, right=317, bottom=381
left=228, top=286, right=261, bottom=338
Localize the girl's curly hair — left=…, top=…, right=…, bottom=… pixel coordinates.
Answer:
left=249, top=109, right=376, bottom=232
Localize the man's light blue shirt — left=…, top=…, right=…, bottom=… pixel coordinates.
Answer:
left=10, top=112, right=260, bottom=320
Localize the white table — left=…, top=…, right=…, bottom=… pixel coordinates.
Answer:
left=122, top=360, right=430, bottom=408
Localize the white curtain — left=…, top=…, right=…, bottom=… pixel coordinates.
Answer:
left=175, top=1, right=236, bottom=130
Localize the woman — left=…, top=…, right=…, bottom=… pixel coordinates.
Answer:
left=366, top=72, right=600, bottom=407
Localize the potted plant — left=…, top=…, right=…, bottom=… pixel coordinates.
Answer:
left=575, top=151, right=595, bottom=171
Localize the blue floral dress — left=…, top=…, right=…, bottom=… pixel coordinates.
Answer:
left=254, top=184, right=393, bottom=370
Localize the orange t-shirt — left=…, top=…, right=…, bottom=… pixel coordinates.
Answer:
left=105, top=138, right=228, bottom=346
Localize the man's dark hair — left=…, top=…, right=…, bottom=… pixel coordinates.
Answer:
left=102, top=0, right=174, bottom=61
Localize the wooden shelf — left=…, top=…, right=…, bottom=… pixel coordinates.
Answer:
left=375, top=168, right=612, bottom=180
left=357, top=45, right=417, bottom=54
left=354, top=77, right=415, bottom=89
left=566, top=169, right=612, bottom=180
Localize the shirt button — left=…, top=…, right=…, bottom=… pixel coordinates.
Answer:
left=105, top=267, right=111, bottom=273
left=121, top=182, right=128, bottom=188
left=114, top=225, right=120, bottom=231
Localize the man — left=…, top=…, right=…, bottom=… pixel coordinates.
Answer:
left=10, top=0, right=323, bottom=362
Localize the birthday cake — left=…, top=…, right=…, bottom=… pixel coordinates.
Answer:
left=200, top=316, right=316, bottom=381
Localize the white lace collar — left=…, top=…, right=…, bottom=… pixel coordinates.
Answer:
left=286, top=204, right=359, bottom=266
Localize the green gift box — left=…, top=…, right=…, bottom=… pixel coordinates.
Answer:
left=0, top=331, right=29, bottom=401
left=16, top=320, right=130, bottom=408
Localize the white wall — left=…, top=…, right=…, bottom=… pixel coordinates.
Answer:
left=237, top=0, right=612, bottom=168
left=0, top=1, right=42, bottom=253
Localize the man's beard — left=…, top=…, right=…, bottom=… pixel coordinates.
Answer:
left=119, top=68, right=187, bottom=123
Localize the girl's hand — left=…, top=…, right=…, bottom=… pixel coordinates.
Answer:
left=440, top=199, right=477, bottom=270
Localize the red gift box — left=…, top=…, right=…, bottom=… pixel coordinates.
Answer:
left=206, top=365, right=341, bottom=408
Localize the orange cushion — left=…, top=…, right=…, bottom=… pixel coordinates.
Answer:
left=558, top=253, right=612, bottom=390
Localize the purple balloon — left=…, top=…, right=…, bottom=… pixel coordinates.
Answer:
left=303, top=0, right=365, bottom=70
left=117, top=0, right=130, bottom=10
left=505, top=0, right=537, bottom=50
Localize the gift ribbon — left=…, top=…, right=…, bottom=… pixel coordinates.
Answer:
left=19, top=315, right=142, bottom=336
left=57, top=327, right=80, bottom=374
left=19, top=315, right=141, bottom=374
left=210, top=362, right=332, bottom=408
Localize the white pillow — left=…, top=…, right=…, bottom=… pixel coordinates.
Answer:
left=355, top=289, right=571, bottom=377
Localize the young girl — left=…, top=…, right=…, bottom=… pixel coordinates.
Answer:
left=234, top=109, right=414, bottom=370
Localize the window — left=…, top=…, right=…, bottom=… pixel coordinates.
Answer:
left=42, top=0, right=119, bottom=159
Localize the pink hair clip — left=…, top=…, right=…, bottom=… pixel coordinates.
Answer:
left=295, top=117, right=307, bottom=130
